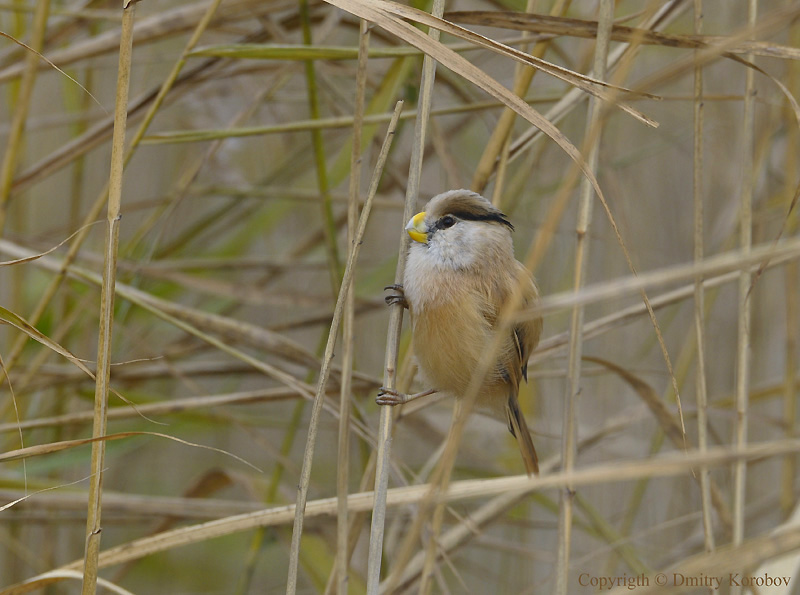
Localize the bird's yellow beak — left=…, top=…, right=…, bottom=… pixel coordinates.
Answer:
left=405, top=211, right=427, bottom=243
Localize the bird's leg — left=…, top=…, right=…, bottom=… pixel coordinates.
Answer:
left=376, top=387, right=437, bottom=406
left=384, top=284, right=408, bottom=308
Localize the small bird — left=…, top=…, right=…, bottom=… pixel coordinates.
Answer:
left=378, top=189, right=543, bottom=475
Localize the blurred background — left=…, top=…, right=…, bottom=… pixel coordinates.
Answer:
left=0, top=0, right=798, bottom=592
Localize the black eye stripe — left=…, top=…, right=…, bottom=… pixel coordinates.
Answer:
left=445, top=210, right=514, bottom=231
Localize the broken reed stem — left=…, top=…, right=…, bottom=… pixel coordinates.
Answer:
left=556, top=2, right=613, bottom=593
left=334, top=18, right=370, bottom=595
left=80, top=4, right=135, bottom=594
left=732, top=0, right=757, bottom=575
left=285, top=100, right=404, bottom=595
left=367, top=3, right=444, bottom=592
left=693, top=0, right=716, bottom=555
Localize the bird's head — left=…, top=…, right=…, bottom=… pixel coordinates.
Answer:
left=405, top=190, right=515, bottom=271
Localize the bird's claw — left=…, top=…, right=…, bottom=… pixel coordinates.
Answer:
left=376, top=387, right=406, bottom=406
left=384, top=284, right=408, bottom=308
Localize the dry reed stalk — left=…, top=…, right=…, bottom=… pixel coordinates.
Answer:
left=555, top=2, right=613, bottom=592
left=285, top=101, right=403, bottom=595
left=692, top=0, right=715, bottom=557
left=334, top=17, right=370, bottom=595
left=366, top=2, right=444, bottom=591
left=521, top=236, right=800, bottom=320
left=732, top=5, right=758, bottom=587
left=80, top=4, right=135, bottom=593
left=781, top=15, right=800, bottom=516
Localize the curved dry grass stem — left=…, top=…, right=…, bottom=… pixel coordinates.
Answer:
left=731, top=4, right=758, bottom=589
left=80, top=4, right=135, bottom=593
left=285, top=101, right=403, bottom=595
left=556, top=2, right=613, bottom=592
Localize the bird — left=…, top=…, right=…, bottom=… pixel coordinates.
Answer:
left=378, top=189, right=543, bottom=475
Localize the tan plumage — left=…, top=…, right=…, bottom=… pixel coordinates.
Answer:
left=393, top=189, right=543, bottom=475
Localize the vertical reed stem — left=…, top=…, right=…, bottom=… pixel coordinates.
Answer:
left=81, top=4, right=135, bottom=593
left=366, top=3, right=444, bottom=592
left=335, top=18, right=370, bottom=595
left=555, top=2, right=612, bottom=592
left=731, top=3, right=757, bottom=592
left=692, top=0, right=716, bottom=557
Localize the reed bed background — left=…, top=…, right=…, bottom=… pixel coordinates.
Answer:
left=0, top=0, right=799, bottom=593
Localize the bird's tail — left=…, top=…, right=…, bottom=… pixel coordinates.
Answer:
left=506, top=395, right=539, bottom=475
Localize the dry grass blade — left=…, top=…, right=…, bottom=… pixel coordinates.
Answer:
left=0, top=30, right=103, bottom=113
left=0, top=222, right=101, bottom=267
left=322, top=0, right=608, bottom=206
left=368, top=1, right=659, bottom=127
left=446, top=10, right=800, bottom=60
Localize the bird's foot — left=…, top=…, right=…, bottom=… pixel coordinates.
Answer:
left=376, top=387, right=437, bottom=406
left=376, top=387, right=407, bottom=406
left=384, top=284, right=408, bottom=308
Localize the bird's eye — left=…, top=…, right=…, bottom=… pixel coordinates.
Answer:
left=439, top=215, right=456, bottom=229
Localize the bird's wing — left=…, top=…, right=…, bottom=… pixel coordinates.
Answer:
left=511, top=262, right=542, bottom=385
left=476, top=261, right=542, bottom=386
